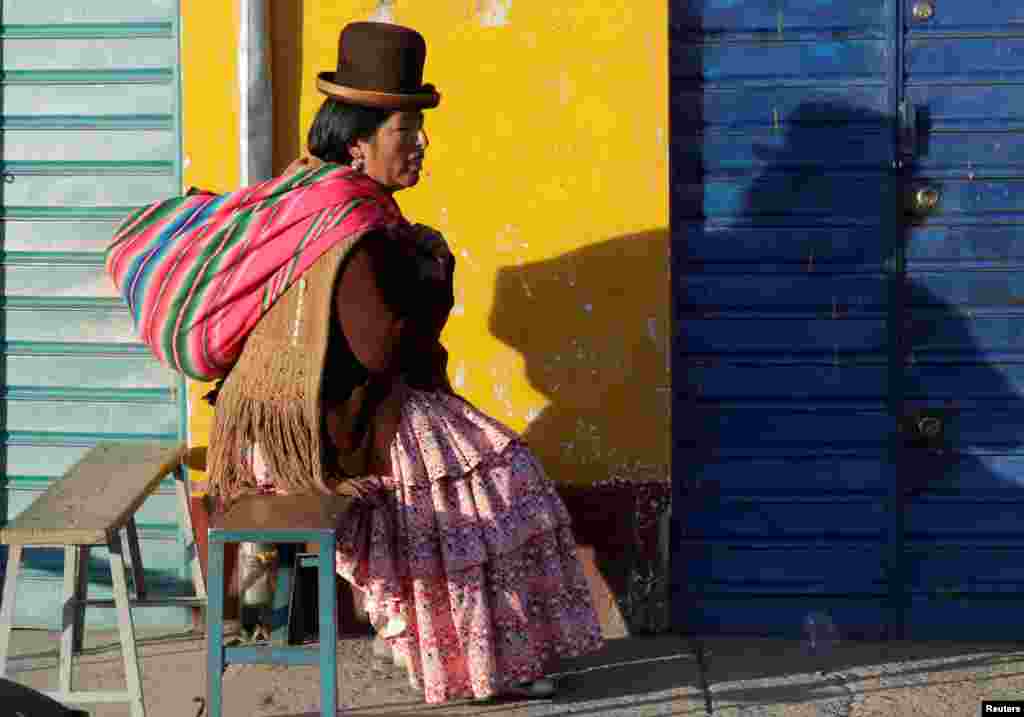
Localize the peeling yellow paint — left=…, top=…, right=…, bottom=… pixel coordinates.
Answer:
left=477, top=0, right=512, bottom=27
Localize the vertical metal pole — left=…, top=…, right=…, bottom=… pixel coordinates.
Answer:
left=239, top=0, right=274, bottom=186
left=237, top=5, right=275, bottom=638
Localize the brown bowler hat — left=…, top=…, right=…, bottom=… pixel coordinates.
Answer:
left=317, top=22, right=440, bottom=110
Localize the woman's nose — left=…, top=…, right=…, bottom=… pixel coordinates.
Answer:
left=417, top=128, right=429, bottom=150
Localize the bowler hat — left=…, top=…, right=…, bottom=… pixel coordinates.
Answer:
left=316, top=22, right=440, bottom=110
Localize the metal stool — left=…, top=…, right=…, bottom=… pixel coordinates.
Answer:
left=206, top=495, right=351, bottom=717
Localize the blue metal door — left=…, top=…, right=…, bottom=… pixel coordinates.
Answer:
left=672, top=0, right=1024, bottom=639
left=897, top=0, right=1024, bottom=639
left=0, top=0, right=189, bottom=629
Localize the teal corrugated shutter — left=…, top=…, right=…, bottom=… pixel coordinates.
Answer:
left=0, top=0, right=188, bottom=629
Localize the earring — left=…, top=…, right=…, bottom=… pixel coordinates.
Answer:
left=350, top=155, right=364, bottom=172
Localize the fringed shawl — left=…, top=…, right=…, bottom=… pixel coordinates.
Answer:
left=206, top=240, right=373, bottom=505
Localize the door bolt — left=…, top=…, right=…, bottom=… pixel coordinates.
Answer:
left=912, top=1, right=935, bottom=21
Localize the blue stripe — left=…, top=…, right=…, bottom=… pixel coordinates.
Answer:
left=123, top=194, right=230, bottom=324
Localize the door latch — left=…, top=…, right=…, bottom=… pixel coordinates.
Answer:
left=898, top=100, right=919, bottom=159
left=899, top=406, right=949, bottom=449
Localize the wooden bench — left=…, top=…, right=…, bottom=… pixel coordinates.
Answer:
left=0, top=440, right=202, bottom=717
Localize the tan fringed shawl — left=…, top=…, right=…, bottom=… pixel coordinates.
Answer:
left=207, top=238, right=367, bottom=504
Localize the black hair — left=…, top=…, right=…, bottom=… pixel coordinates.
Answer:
left=307, top=98, right=393, bottom=165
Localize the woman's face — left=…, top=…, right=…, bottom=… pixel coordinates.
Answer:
left=352, top=110, right=428, bottom=191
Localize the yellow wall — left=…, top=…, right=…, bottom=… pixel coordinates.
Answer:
left=180, top=0, right=240, bottom=491
left=184, top=1, right=669, bottom=490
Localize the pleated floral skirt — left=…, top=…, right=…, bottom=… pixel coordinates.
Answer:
left=331, top=389, right=605, bottom=703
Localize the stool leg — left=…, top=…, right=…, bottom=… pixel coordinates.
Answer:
left=206, top=538, right=225, bottom=717
left=72, top=546, right=90, bottom=654
left=285, top=551, right=305, bottom=645
left=271, top=544, right=296, bottom=645
left=0, top=544, right=23, bottom=678
left=317, top=537, right=337, bottom=717
left=124, top=518, right=147, bottom=600
left=109, top=532, right=146, bottom=717
left=59, top=545, right=84, bottom=694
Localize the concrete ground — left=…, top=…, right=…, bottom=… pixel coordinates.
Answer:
left=4, top=626, right=1024, bottom=716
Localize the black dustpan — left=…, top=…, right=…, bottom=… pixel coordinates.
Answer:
left=0, top=678, right=89, bottom=717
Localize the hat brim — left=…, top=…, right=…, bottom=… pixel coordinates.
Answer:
left=316, top=73, right=440, bottom=109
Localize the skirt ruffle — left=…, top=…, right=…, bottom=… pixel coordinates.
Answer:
left=334, top=390, right=604, bottom=703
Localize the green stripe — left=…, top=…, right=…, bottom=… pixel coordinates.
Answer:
left=1, top=23, right=173, bottom=39
left=1, top=69, right=173, bottom=85
left=3, top=430, right=178, bottom=446
left=278, top=206, right=335, bottom=290
left=4, top=386, right=174, bottom=403
left=171, top=210, right=258, bottom=375
left=3, top=341, right=154, bottom=357
left=113, top=195, right=190, bottom=238
left=2, top=206, right=140, bottom=220
left=109, top=195, right=199, bottom=254
left=2, top=251, right=105, bottom=266
left=2, top=296, right=125, bottom=311
left=1, top=160, right=172, bottom=175
left=0, top=475, right=180, bottom=495
left=110, top=204, right=153, bottom=241
left=2, top=114, right=173, bottom=131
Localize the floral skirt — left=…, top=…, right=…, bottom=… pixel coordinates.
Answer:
left=327, top=389, right=605, bottom=703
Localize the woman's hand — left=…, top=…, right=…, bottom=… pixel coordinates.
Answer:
left=333, top=474, right=387, bottom=501
left=409, top=223, right=454, bottom=280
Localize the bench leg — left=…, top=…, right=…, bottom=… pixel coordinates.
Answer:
left=0, top=544, right=23, bottom=678
left=72, top=546, right=90, bottom=654
left=124, top=518, right=147, bottom=600
left=109, top=532, right=146, bottom=717
left=206, top=539, right=225, bottom=717
left=175, top=472, right=206, bottom=601
left=318, top=537, right=337, bottom=717
left=60, top=545, right=90, bottom=693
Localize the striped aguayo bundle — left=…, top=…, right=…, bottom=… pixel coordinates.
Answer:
left=104, top=163, right=407, bottom=381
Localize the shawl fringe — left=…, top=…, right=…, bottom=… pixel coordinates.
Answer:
left=206, top=335, right=330, bottom=508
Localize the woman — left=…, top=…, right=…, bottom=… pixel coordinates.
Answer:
left=108, top=22, right=604, bottom=704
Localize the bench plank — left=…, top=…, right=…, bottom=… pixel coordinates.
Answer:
left=0, top=441, right=185, bottom=546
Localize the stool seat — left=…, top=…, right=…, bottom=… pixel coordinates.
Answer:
left=210, top=494, right=356, bottom=535
left=206, top=494, right=350, bottom=717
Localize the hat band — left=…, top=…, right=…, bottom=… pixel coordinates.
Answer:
left=316, top=75, right=440, bottom=109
